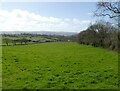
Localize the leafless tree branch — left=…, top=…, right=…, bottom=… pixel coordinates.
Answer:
left=94, top=1, right=120, bottom=19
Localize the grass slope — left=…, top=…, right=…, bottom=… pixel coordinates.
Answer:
left=2, top=42, right=118, bottom=89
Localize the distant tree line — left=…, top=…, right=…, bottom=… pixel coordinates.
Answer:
left=2, top=34, right=77, bottom=46
left=2, top=37, right=29, bottom=46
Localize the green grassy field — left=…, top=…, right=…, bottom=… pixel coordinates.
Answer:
left=2, top=42, right=118, bottom=89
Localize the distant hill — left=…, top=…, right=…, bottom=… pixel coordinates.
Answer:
left=0, top=31, right=78, bottom=36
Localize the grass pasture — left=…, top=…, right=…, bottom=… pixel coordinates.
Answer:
left=2, top=42, right=118, bottom=89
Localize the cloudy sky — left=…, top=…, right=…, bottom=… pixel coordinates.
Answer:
left=0, top=2, right=97, bottom=33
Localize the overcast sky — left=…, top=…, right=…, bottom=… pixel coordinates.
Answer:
left=0, top=2, right=97, bottom=33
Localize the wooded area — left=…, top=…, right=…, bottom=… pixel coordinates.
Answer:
left=78, top=1, right=120, bottom=52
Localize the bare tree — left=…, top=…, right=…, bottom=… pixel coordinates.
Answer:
left=94, top=0, right=120, bottom=52
left=94, top=1, right=120, bottom=19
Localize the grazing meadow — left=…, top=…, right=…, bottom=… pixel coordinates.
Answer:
left=2, top=42, right=118, bottom=89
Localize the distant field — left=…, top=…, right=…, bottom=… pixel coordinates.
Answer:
left=2, top=42, right=118, bottom=89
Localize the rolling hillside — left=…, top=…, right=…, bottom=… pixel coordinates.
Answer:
left=2, top=42, right=118, bottom=89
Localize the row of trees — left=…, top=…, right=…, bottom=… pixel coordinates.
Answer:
left=3, top=38, right=29, bottom=46
left=2, top=34, right=77, bottom=46
left=78, top=21, right=119, bottom=51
